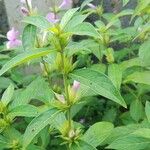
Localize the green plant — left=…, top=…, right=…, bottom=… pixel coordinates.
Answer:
left=0, top=0, right=150, bottom=149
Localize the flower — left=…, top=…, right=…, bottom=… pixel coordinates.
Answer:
left=55, top=93, right=66, bottom=104
left=21, top=7, right=29, bottom=16
left=87, top=3, right=96, bottom=9
left=59, top=0, right=72, bottom=9
left=72, top=80, right=80, bottom=93
left=46, top=12, right=59, bottom=23
left=6, top=28, right=22, bottom=49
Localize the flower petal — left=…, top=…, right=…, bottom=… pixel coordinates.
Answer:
left=7, top=28, right=19, bottom=41
left=59, top=0, right=72, bottom=9
left=72, top=80, right=80, bottom=93
left=46, top=13, right=59, bottom=23
left=6, top=40, right=22, bottom=49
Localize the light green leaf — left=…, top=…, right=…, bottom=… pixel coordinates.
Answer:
left=70, top=69, right=127, bottom=107
left=132, top=128, right=150, bottom=139
left=69, top=22, right=101, bottom=38
left=71, top=141, right=97, bottom=150
left=80, top=0, right=94, bottom=10
left=23, top=109, right=60, bottom=148
left=82, top=122, right=114, bottom=147
left=7, top=105, right=39, bottom=118
left=139, top=39, right=150, bottom=66
left=107, top=135, right=150, bottom=150
left=0, top=77, right=14, bottom=89
left=60, top=8, right=79, bottom=29
left=108, top=64, right=122, bottom=89
left=130, top=100, right=144, bottom=122
left=123, top=0, right=130, bottom=6
left=145, top=101, right=150, bottom=123
left=22, top=24, right=37, bottom=51
left=0, top=48, right=55, bottom=76
left=1, top=84, right=14, bottom=106
left=124, top=71, right=150, bottom=85
left=23, top=16, right=51, bottom=30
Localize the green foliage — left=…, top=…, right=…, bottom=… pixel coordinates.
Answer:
left=0, top=0, right=150, bottom=150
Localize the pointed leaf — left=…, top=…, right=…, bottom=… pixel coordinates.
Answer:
left=145, top=101, right=150, bottom=123
left=70, top=69, right=126, bottom=107
left=82, top=122, right=114, bottom=147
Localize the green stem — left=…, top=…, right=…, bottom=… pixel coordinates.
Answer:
left=41, top=57, right=51, bottom=86
left=25, top=0, right=31, bottom=12
left=60, top=52, right=72, bottom=130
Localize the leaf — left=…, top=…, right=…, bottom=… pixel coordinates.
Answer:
left=69, top=22, right=101, bottom=38
left=108, top=64, right=122, bottom=89
left=107, top=135, right=150, bottom=150
left=0, top=77, right=14, bottom=89
left=23, top=16, right=51, bottom=30
left=71, top=141, right=97, bottom=150
left=7, top=105, right=39, bottom=118
left=70, top=69, right=127, bottom=108
left=22, top=25, right=37, bottom=51
left=130, top=100, right=144, bottom=122
left=145, top=101, right=150, bottom=123
left=60, top=8, right=79, bottom=29
left=132, top=128, right=150, bottom=139
left=123, top=0, right=130, bottom=7
left=139, top=39, right=150, bottom=66
left=10, top=77, right=54, bottom=108
left=80, top=0, right=94, bottom=10
left=82, top=122, right=114, bottom=147
left=23, top=108, right=60, bottom=148
left=1, top=84, right=14, bottom=106
left=0, top=48, right=55, bottom=76
left=124, top=71, right=150, bottom=85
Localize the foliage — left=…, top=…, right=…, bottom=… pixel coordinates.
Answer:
left=0, top=0, right=150, bottom=149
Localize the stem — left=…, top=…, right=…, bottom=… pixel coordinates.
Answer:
left=60, top=52, right=72, bottom=130
left=25, top=0, right=31, bottom=12
left=41, top=57, right=51, bottom=86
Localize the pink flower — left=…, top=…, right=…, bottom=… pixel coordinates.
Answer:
left=55, top=93, right=66, bottom=104
left=21, top=7, right=29, bottom=16
left=59, top=0, right=72, bottom=9
left=6, top=28, right=22, bottom=49
left=87, top=3, right=96, bottom=9
left=72, top=80, right=80, bottom=93
left=46, top=12, right=59, bottom=23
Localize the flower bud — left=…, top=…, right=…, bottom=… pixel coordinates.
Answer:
left=68, top=129, right=76, bottom=139
left=87, top=3, right=96, bottom=9
left=55, top=93, right=66, bottom=104
left=72, top=80, right=80, bottom=94
left=21, top=7, right=29, bottom=16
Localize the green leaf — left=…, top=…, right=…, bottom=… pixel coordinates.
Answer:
left=132, top=128, right=150, bottom=139
left=10, top=77, right=54, bottom=108
left=70, top=69, right=127, bottom=107
left=23, top=109, right=60, bottom=148
left=71, top=141, right=97, bottom=150
left=0, top=77, right=14, bottom=89
left=107, top=135, right=150, bottom=150
left=145, top=101, right=150, bottom=123
left=60, top=8, right=79, bottom=29
left=7, top=105, right=39, bottom=118
left=123, top=0, right=130, bottom=6
left=80, top=0, right=94, bottom=10
left=69, top=22, right=101, bottom=38
left=1, top=84, right=14, bottom=106
left=130, top=100, right=144, bottom=122
left=82, top=122, right=114, bottom=147
left=139, top=39, right=150, bottom=66
left=0, top=48, right=55, bottom=76
left=124, top=71, right=150, bottom=85
left=108, top=64, right=122, bottom=89
left=23, top=16, right=51, bottom=30
left=22, top=25, right=37, bottom=51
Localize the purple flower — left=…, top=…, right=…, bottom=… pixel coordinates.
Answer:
left=21, top=7, right=29, bottom=16
left=87, top=3, right=96, bottom=9
left=6, top=28, right=22, bottom=49
left=55, top=93, right=66, bottom=104
left=46, top=12, right=59, bottom=23
left=72, top=80, right=80, bottom=93
left=59, top=0, right=72, bottom=9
